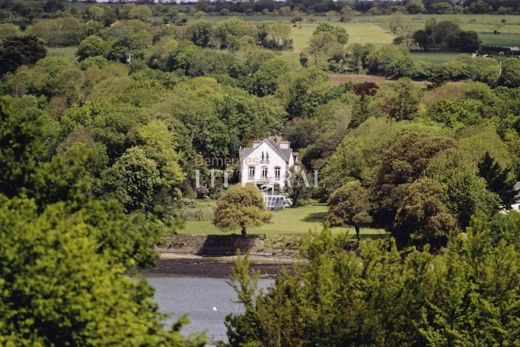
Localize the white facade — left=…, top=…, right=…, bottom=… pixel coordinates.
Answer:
left=239, top=137, right=297, bottom=189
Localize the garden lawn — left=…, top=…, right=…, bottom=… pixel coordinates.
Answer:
left=180, top=204, right=386, bottom=238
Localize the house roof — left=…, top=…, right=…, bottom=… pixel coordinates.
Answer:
left=241, top=137, right=294, bottom=164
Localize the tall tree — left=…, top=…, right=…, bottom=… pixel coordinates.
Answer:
left=0, top=36, right=46, bottom=76
left=478, top=151, right=516, bottom=208
left=372, top=132, right=454, bottom=227
left=0, top=196, right=204, bottom=346
left=394, top=178, right=457, bottom=248
left=213, top=184, right=271, bottom=236
left=327, top=181, right=372, bottom=241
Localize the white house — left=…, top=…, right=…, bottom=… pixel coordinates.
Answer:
left=239, top=137, right=298, bottom=190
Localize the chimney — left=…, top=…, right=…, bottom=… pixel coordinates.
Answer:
left=252, top=140, right=262, bottom=148
left=279, top=140, right=290, bottom=149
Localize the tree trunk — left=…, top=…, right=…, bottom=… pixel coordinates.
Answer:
left=355, top=225, right=360, bottom=242
left=241, top=224, right=247, bottom=236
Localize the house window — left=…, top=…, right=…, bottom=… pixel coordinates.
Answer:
left=248, top=166, right=255, bottom=179
left=261, top=167, right=268, bottom=179
left=274, top=166, right=281, bottom=180
left=261, top=151, right=269, bottom=164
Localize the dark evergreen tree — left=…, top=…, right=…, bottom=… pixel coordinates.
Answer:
left=478, top=151, right=517, bottom=208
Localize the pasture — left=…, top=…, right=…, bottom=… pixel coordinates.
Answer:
left=290, top=22, right=395, bottom=52
left=208, top=14, right=520, bottom=60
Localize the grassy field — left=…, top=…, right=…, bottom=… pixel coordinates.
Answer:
left=180, top=204, right=386, bottom=238
left=291, top=22, right=395, bottom=52
left=410, top=51, right=462, bottom=65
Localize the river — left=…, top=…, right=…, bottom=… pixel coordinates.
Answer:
left=147, top=275, right=274, bottom=344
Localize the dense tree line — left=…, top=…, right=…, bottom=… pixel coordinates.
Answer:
left=227, top=213, right=520, bottom=346
left=3, top=0, right=520, bottom=20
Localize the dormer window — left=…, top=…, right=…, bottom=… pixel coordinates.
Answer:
left=261, top=151, right=269, bottom=164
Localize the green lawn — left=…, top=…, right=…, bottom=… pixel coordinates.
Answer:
left=179, top=204, right=386, bottom=237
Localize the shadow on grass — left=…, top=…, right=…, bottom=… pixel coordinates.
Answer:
left=302, top=212, right=327, bottom=223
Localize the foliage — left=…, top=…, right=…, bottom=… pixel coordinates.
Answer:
left=76, top=35, right=107, bottom=61
left=394, top=178, right=457, bottom=248
left=0, top=35, right=46, bottom=76
left=372, top=132, right=455, bottom=228
left=478, top=151, right=517, bottom=208
left=226, top=215, right=520, bottom=346
left=213, top=184, right=271, bottom=236
left=0, top=196, right=205, bottom=346
left=326, top=181, right=372, bottom=241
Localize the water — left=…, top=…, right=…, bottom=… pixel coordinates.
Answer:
left=147, top=276, right=273, bottom=344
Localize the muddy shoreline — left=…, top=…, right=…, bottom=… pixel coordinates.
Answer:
left=139, top=255, right=295, bottom=278
left=140, top=235, right=300, bottom=277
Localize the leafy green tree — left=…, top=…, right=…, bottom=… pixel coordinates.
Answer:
left=426, top=99, right=484, bottom=127
left=382, top=79, right=421, bottom=121
left=259, top=22, right=293, bottom=50
left=84, top=5, right=106, bottom=22
left=276, top=67, right=332, bottom=117
left=478, top=151, right=517, bottom=208
left=27, top=17, right=85, bottom=47
left=426, top=148, right=501, bottom=227
left=147, top=36, right=179, bottom=71
left=226, top=214, right=520, bottom=346
left=0, top=196, right=204, bottom=346
left=128, top=5, right=152, bottom=22
left=313, top=22, right=349, bottom=44
left=406, top=0, right=426, bottom=13
left=214, top=18, right=257, bottom=50
left=76, top=35, right=107, bottom=61
left=213, top=184, right=271, bottom=236
left=252, top=57, right=289, bottom=96
left=412, top=29, right=431, bottom=51
left=499, top=58, right=520, bottom=88
left=183, top=20, right=214, bottom=48
left=458, top=30, right=480, bottom=52
left=394, top=178, right=457, bottom=248
left=104, top=147, right=160, bottom=214
left=33, top=141, right=107, bottom=207
left=0, top=35, right=46, bottom=76
left=0, top=96, right=58, bottom=198
left=0, top=23, right=21, bottom=43
left=366, top=44, right=414, bottom=78
left=372, top=132, right=455, bottom=227
left=327, top=181, right=372, bottom=241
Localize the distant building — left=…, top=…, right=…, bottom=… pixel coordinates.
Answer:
left=239, top=136, right=298, bottom=189
left=239, top=137, right=298, bottom=209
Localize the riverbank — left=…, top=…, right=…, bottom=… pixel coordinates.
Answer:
left=138, top=234, right=301, bottom=277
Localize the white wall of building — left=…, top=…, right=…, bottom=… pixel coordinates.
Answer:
left=240, top=142, right=290, bottom=188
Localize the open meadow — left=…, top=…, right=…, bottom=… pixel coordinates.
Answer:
left=180, top=203, right=385, bottom=238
